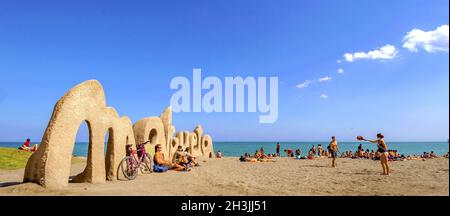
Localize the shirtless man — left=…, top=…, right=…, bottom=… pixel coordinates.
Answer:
left=329, top=136, right=339, bottom=167
left=154, top=144, right=189, bottom=171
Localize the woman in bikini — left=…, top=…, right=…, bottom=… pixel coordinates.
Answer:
left=358, top=133, right=390, bottom=175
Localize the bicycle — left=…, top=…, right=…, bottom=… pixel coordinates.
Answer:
left=119, top=141, right=153, bottom=180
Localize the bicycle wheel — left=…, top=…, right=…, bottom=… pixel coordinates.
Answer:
left=140, top=153, right=153, bottom=174
left=119, top=156, right=138, bottom=180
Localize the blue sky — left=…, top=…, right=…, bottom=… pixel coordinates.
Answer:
left=0, top=0, right=448, bottom=142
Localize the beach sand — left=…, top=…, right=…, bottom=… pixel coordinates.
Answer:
left=0, top=157, right=448, bottom=196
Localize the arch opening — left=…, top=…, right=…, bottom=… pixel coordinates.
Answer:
left=69, top=120, right=92, bottom=183
left=104, top=127, right=115, bottom=180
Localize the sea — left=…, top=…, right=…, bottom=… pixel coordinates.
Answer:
left=0, top=141, right=448, bottom=157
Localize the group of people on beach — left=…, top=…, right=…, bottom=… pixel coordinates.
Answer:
left=239, top=146, right=276, bottom=162
left=239, top=133, right=392, bottom=175
left=153, top=144, right=199, bottom=172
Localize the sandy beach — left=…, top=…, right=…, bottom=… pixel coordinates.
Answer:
left=0, top=157, right=448, bottom=196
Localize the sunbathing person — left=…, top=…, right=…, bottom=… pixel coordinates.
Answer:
left=239, top=155, right=257, bottom=162
left=430, top=151, right=438, bottom=158
left=184, top=147, right=199, bottom=166
left=19, top=139, right=38, bottom=152
left=295, top=149, right=302, bottom=159
left=317, top=144, right=323, bottom=157
left=154, top=144, right=190, bottom=171
left=284, top=149, right=294, bottom=157
left=324, top=149, right=330, bottom=158
left=216, top=150, right=223, bottom=158
left=254, top=150, right=262, bottom=158
left=173, top=146, right=194, bottom=167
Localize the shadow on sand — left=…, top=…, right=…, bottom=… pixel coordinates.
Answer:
left=0, top=182, right=22, bottom=187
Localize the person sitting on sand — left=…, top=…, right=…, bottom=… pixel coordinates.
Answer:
left=358, top=133, right=390, bottom=175
left=307, top=149, right=314, bottom=159
left=348, top=150, right=354, bottom=158
left=172, top=146, right=188, bottom=165
left=443, top=152, right=449, bottom=158
left=284, top=149, right=294, bottom=157
left=357, top=144, right=363, bottom=152
left=422, top=152, right=430, bottom=159
left=364, top=149, right=370, bottom=159
left=311, top=145, right=316, bottom=155
left=324, top=149, right=330, bottom=158
left=183, top=147, right=199, bottom=166
left=216, top=150, right=223, bottom=158
left=317, top=144, right=323, bottom=157
left=154, top=144, right=190, bottom=171
left=19, top=139, right=38, bottom=152
left=295, top=149, right=301, bottom=159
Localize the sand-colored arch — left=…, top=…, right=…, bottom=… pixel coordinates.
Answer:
left=23, top=80, right=135, bottom=188
left=133, top=117, right=167, bottom=157
left=104, top=112, right=136, bottom=181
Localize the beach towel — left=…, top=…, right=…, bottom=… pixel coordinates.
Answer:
left=153, top=164, right=169, bottom=173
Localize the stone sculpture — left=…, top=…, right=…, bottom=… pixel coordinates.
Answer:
left=23, top=80, right=214, bottom=188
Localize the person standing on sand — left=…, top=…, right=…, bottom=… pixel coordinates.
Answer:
left=329, top=136, right=338, bottom=167
left=358, top=133, right=390, bottom=175
left=276, top=142, right=281, bottom=156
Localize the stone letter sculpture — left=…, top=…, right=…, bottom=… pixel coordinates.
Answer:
left=23, top=80, right=214, bottom=189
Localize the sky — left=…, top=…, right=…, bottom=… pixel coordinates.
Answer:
left=0, top=0, right=448, bottom=142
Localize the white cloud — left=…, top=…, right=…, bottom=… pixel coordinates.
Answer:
left=296, top=80, right=312, bottom=88
left=337, top=68, right=344, bottom=74
left=336, top=60, right=342, bottom=64
left=402, top=25, right=449, bottom=53
left=320, top=94, right=328, bottom=99
left=318, top=76, right=332, bottom=82
left=344, top=44, right=398, bottom=62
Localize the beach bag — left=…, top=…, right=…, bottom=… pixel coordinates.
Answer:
left=153, top=164, right=169, bottom=173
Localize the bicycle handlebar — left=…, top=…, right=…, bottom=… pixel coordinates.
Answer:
left=127, top=140, right=151, bottom=146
